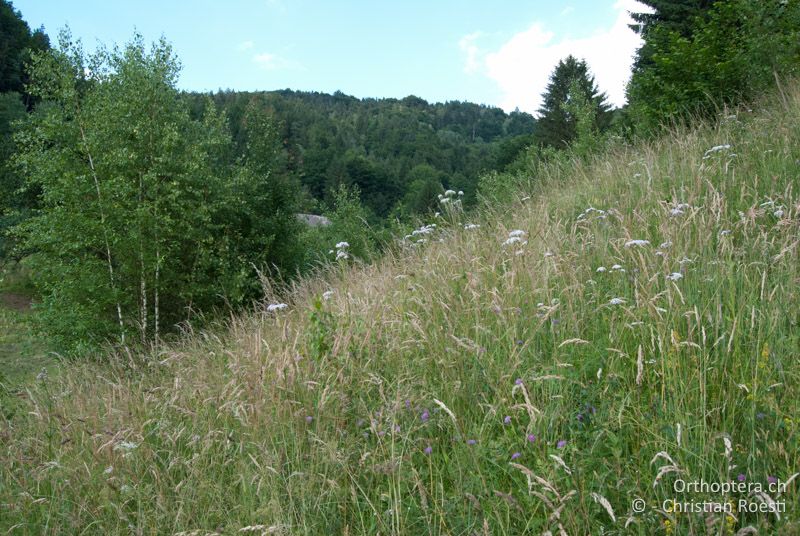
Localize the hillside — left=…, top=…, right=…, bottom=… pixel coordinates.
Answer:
left=192, top=90, right=536, bottom=216
left=1, top=84, right=798, bottom=534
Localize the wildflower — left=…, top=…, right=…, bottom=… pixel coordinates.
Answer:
left=444, top=189, right=456, bottom=197
left=464, top=223, right=480, bottom=230
left=774, top=209, right=785, bottom=218
left=527, top=434, right=537, bottom=443
left=703, top=144, right=731, bottom=159
left=515, top=378, right=523, bottom=386
left=104, top=466, right=114, bottom=475
left=666, top=272, right=683, bottom=281
left=335, top=241, right=349, bottom=249
left=335, top=250, right=350, bottom=260
left=503, top=415, right=512, bottom=425
left=767, top=476, right=778, bottom=485
left=305, top=415, right=313, bottom=423
left=557, top=440, right=567, bottom=449
left=467, top=439, right=477, bottom=445
left=624, top=239, right=650, bottom=247
left=511, top=452, right=521, bottom=460
left=737, top=474, right=746, bottom=482
left=509, top=230, right=526, bottom=238
left=114, top=441, right=138, bottom=452
left=322, top=290, right=334, bottom=300
left=609, top=297, right=626, bottom=305
left=670, top=208, right=684, bottom=217
left=596, top=266, right=606, bottom=273
left=610, top=264, right=624, bottom=272
left=421, top=410, right=430, bottom=422
left=678, top=256, right=693, bottom=266
left=719, top=229, right=731, bottom=236
left=503, top=236, right=526, bottom=246
left=424, top=446, right=433, bottom=455
left=659, top=241, right=672, bottom=249
left=394, top=425, right=401, bottom=433
left=267, top=303, right=288, bottom=312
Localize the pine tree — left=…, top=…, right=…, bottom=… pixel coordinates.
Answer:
left=535, top=56, right=612, bottom=149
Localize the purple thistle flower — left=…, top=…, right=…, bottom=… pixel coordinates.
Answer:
left=576, top=413, right=584, bottom=422
left=503, top=415, right=512, bottom=425
left=378, top=430, right=386, bottom=437
left=424, top=446, right=433, bottom=455
left=305, top=415, right=313, bottom=423
left=767, top=475, right=778, bottom=485
left=515, top=378, right=523, bottom=386
left=394, top=425, right=401, bottom=433
left=737, top=474, right=746, bottom=482
left=467, top=439, right=477, bottom=445
left=557, top=439, right=567, bottom=449
left=405, top=399, right=411, bottom=409
left=527, top=434, right=537, bottom=443
left=421, top=410, right=430, bottom=422
left=511, top=452, right=521, bottom=460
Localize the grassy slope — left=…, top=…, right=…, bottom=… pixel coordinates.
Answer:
left=0, top=266, right=53, bottom=393
left=1, top=86, right=799, bottom=535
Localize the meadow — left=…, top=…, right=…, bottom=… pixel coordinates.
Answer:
left=1, top=84, right=798, bottom=534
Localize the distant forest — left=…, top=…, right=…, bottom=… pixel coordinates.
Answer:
left=187, top=90, right=537, bottom=219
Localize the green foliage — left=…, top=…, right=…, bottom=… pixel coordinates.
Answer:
left=198, top=90, right=536, bottom=220
left=0, top=0, right=50, bottom=96
left=0, top=91, right=28, bottom=259
left=627, top=0, right=800, bottom=132
left=12, top=32, right=302, bottom=351
left=300, top=184, right=381, bottom=266
left=535, top=55, right=612, bottom=149
left=399, top=164, right=445, bottom=216
left=561, top=79, right=607, bottom=160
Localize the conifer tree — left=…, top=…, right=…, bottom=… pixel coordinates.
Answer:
left=535, top=56, right=612, bottom=149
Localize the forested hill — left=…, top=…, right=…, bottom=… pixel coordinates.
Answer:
left=189, top=89, right=537, bottom=218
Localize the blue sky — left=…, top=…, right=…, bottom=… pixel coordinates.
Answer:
left=14, top=0, right=647, bottom=114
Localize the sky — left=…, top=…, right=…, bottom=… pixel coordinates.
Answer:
left=13, top=0, right=649, bottom=115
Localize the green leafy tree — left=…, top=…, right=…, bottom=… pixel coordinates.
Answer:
left=627, top=0, right=800, bottom=132
left=399, top=164, right=444, bottom=216
left=13, top=32, right=297, bottom=351
left=535, top=56, right=612, bottom=149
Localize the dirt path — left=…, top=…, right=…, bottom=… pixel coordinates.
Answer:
left=0, top=292, right=33, bottom=312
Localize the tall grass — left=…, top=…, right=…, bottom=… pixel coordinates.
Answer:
left=1, top=85, right=799, bottom=535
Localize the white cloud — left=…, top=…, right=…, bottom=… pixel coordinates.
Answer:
left=238, top=40, right=254, bottom=52
left=560, top=6, right=575, bottom=16
left=481, top=0, right=649, bottom=113
left=252, top=52, right=304, bottom=71
left=458, top=32, right=484, bottom=75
